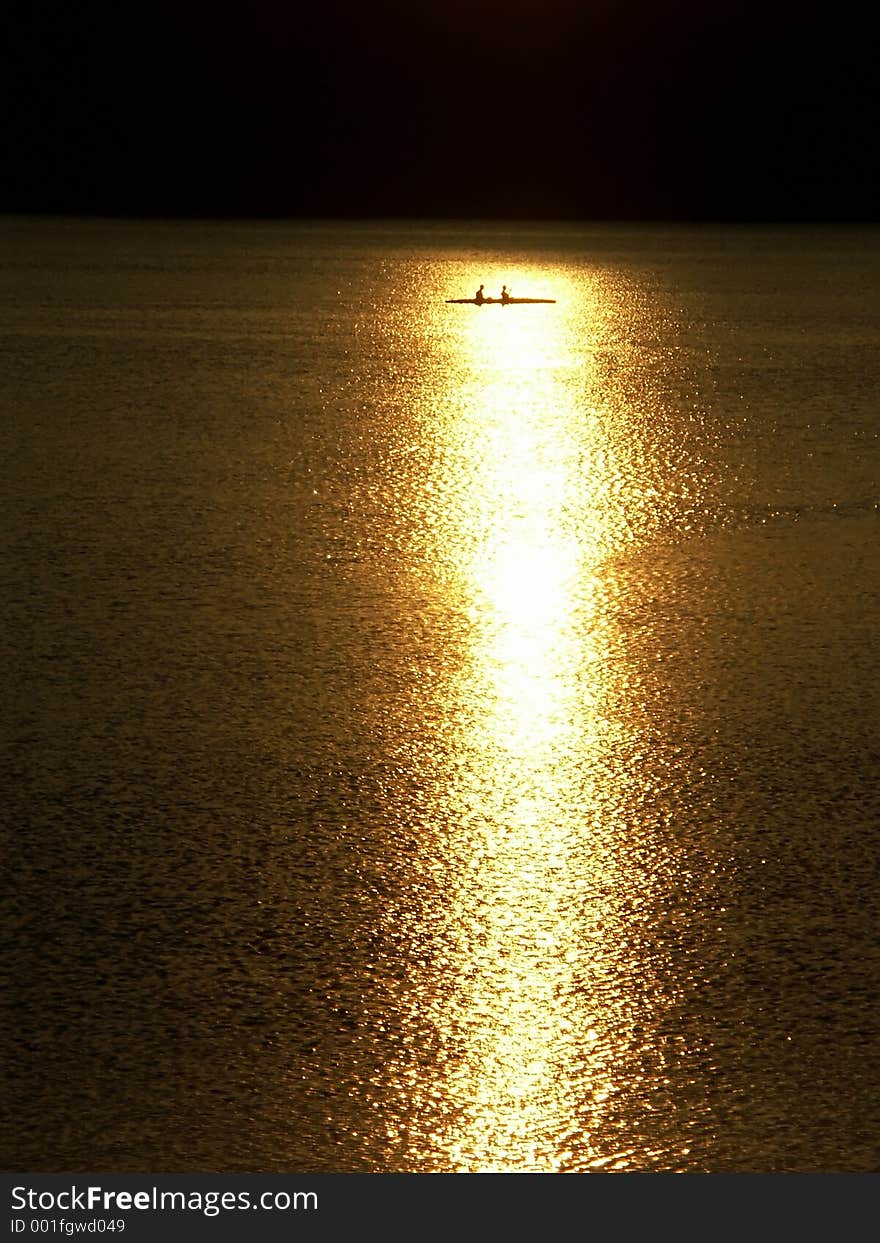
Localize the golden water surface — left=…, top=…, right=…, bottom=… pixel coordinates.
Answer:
left=6, top=223, right=878, bottom=1173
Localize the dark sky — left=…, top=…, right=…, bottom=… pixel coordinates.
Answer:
left=4, top=0, right=878, bottom=220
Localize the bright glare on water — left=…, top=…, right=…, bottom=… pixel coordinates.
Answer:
left=386, top=268, right=701, bottom=1170
left=2, top=220, right=879, bottom=1172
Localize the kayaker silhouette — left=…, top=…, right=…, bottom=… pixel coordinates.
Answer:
left=500, top=285, right=510, bottom=304
left=475, top=284, right=486, bottom=304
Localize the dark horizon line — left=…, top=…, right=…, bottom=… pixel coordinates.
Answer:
left=3, top=209, right=879, bottom=228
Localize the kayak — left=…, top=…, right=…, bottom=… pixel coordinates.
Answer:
left=446, top=297, right=556, bottom=305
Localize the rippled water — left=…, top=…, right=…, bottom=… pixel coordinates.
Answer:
left=2, top=219, right=879, bottom=1171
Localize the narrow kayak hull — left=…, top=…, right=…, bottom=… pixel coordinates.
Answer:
left=446, top=297, right=556, bottom=304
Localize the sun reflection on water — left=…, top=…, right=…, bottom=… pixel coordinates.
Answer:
left=385, top=271, right=661, bottom=1170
